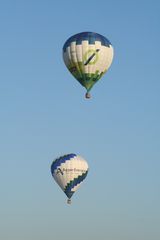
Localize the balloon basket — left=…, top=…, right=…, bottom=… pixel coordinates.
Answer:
left=85, top=92, right=91, bottom=99
left=67, top=199, right=71, bottom=204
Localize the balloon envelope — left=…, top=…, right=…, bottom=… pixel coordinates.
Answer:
left=51, top=154, right=89, bottom=202
left=63, top=32, right=114, bottom=98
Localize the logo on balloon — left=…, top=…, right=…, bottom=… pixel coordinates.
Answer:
left=83, top=49, right=100, bottom=66
left=56, top=168, right=64, bottom=175
left=56, top=167, right=86, bottom=175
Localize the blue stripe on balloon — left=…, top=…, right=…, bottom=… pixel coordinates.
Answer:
left=63, top=32, right=111, bottom=52
left=65, top=191, right=74, bottom=199
left=64, top=171, right=88, bottom=199
left=51, top=154, right=77, bottom=174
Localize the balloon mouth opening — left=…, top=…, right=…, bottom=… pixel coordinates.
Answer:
left=85, top=92, right=91, bottom=99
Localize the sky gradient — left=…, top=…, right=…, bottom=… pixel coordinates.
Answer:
left=0, top=0, right=160, bottom=239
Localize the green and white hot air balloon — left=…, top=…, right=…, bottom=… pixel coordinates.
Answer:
left=63, top=32, right=114, bottom=99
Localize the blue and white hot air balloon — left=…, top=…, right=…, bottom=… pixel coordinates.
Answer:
left=51, top=153, right=89, bottom=204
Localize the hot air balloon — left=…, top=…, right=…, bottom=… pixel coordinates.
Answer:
left=63, top=32, right=114, bottom=99
left=51, top=153, right=89, bottom=204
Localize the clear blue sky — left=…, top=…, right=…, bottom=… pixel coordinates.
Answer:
left=0, top=0, right=160, bottom=239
